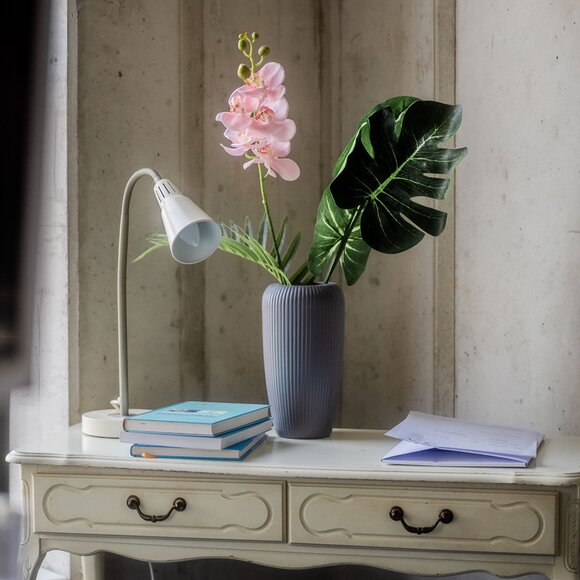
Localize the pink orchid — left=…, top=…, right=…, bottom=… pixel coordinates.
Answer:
left=220, top=129, right=262, bottom=156
left=216, top=55, right=299, bottom=182
left=243, top=141, right=300, bottom=181
left=238, top=62, right=286, bottom=101
left=242, top=99, right=295, bottom=141
left=215, top=88, right=260, bottom=131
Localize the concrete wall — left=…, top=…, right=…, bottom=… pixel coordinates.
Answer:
left=71, top=0, right=206, bottom=421
left=455, top=0, right=580, bottom=436
left=71, top=0, right=580, bottom=439
left=71, top=0, right=455, bottom=431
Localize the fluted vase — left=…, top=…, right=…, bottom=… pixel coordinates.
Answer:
left=262, top=283, right=344, bottom=439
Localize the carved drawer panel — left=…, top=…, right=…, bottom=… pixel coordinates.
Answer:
left=33, top=474, right=284, bottom=541
left=289, top=484, right=557, bottom=555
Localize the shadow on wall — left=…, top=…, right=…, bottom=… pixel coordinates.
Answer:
left=104, top=557, right=549, bottom=580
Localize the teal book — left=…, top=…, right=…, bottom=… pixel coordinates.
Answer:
left=120, top=417, right=272, bottom=450
left=130, top=433, right=267, bottom=461
left=122, top=401, right=270, bottom=436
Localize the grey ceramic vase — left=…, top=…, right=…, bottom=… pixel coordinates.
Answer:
left=262, top=283, right=345, bottom=439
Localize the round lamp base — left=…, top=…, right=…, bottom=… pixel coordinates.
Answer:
left=82, top=408, right=149, bottom=438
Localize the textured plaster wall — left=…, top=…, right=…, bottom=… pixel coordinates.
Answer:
left=455, top=1, right=580, bottom=436
left=71, top=0, right=580, bottom=441
left=73, top=0, right=207, bottom=419
left=73, top=0, right=454, bottom=431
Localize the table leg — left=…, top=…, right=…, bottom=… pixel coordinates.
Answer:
left=18, top=533, right=44, bottom=580
left=81, top=553, right=105, bottom=580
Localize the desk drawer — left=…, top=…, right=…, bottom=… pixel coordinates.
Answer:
left=33, top=474, right=284, bottom=542
left=289, top=484, right=557, bottom=555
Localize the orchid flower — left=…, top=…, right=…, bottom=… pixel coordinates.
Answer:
left=215, top=32, right=304, bottom=280
left=243, top=141, right=300, bottom=181
left=237, top=62, right=286, bottom=101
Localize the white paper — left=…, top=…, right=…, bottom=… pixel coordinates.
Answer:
left=382, top=440, right=531, bottom=467
left=383, top=412, right=544, bottom=466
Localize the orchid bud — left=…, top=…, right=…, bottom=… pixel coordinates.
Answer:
left=258, top=45, right=270, bottom=57
left=237, top=64, right=251, bottom=80
left=238, top=38, right=248, bottom=52
left=251, top=32, right=259, bottom=40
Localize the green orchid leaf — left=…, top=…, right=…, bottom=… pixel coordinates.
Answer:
left=244, top=215, right=253, bottom=238
left=257, top=214, right=268, bottom=248
left=281, top=230, right=301, bottom=272
left=219, top=230, right=290, bottom=285
left=330, top=100, right=467, bottom=254
left=133, top=234, right=168, bottom=262
left=272, top=215, right=289, bottom=257
left=288, top=260, right=315, bottom=285
left=307, top=188, right=370, bottom=285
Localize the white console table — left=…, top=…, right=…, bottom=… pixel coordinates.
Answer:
left=6, top=426, right=580, bottom=580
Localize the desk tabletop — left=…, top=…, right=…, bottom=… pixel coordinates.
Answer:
left=6, top=425, right=580, bottom=486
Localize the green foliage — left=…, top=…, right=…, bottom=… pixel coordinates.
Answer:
left=307, top=189, right=370, bottom=286
left=133, top=234, right=171, bottom=263
left=138, top=97, right=466, bottom=287
left=218, top=219, right=314, bottom=286
left=308, top=98, right=467, bottom=285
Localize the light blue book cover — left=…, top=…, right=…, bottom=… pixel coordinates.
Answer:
left=120, top=417, right=273, bottom=450
left=123, top=401, right=270, bottom=436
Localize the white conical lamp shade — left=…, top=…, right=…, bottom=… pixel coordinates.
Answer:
left=155, top=179, right=221, bottom=264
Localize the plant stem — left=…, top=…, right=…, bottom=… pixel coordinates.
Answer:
left=258, top=163, right=283, bottom=271
left=323, top=206, right=363, bottom=284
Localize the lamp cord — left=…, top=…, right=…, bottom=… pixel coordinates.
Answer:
left=148, top=561, right=156, bottom=580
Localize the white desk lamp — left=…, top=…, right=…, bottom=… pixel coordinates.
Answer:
left=81, top=168, right=221, bottom=438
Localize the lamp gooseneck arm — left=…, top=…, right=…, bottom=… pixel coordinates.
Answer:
left=118, top=168, right=162, bottom=417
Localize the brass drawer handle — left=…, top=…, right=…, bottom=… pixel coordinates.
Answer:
left=389, top=505, right=453, bottom=535
left=126, top=495, right=187, bottom=523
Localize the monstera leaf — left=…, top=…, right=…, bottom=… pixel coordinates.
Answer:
left=307, top=188, right=371, bottom=286
left=308, top=98, right=467, bottom=285
left=308, top=96, right=420, bottom=285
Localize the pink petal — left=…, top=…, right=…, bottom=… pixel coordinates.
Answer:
left=272, top=119, right=296, bottom=141
left=271, top=141, right=291, bottom=158
left=218, top=112, right=251, bottom=131
left=269, top=158, right=300, bottom=181
left=260, top=62, right=285, bottom=87
left=228, top=88, right=260, bottom=112
left=243, top=158, right=259, bottom=170
left=244, top=119, right=296, bottom=141
left=221, top=143, right=247, bottom=157
left=264, top=96, right=289, bottom=119
left=268, top=85, right=286, bottom=100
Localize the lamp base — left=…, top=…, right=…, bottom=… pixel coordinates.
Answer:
left=82, top=408, right=149, bottom=438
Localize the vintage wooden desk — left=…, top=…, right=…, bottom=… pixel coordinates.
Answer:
left=6, top=426, right=580, bottom=579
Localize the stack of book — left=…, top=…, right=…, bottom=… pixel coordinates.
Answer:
left=120, top=401, right=272, bottom=460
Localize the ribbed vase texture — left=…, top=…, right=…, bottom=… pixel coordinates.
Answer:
left=262, top=283, right=345, bottom=439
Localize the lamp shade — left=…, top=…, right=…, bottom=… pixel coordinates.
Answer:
left=154, top=179, right=221, bottom=264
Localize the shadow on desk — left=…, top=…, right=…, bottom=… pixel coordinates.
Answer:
left=104, top=556, right=548, bottom=580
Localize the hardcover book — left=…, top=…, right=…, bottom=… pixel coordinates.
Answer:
left=120, top=417, right=273, bottom=450
left=123, top=401, right=270, bottom=436
left=130, top=433, right=267, bottom=461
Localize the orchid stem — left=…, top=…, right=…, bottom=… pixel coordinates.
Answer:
left=258, top=163, right=283, bottom=271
